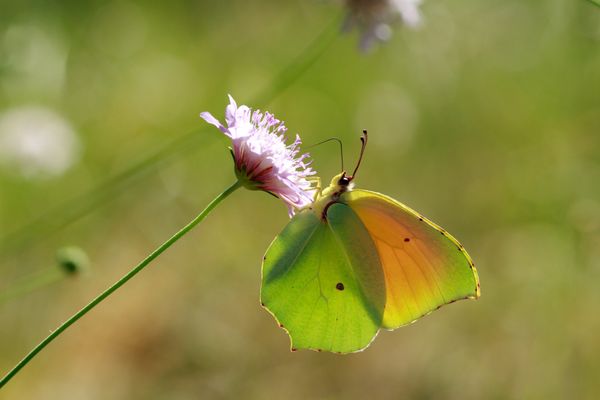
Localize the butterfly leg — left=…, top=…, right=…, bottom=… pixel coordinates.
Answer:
left=307, top=176, right=322, bottom=201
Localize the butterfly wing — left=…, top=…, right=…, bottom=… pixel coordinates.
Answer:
left=261, top=204, right=386, bottom=353
left=342, top=189, right=480, bottom=330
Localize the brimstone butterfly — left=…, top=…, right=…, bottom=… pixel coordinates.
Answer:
left=260, top=131, right=480, bottom=353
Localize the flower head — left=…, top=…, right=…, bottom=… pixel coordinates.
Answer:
left=343, top=0, right=422, bottom=51
left=201, top=95, right=317, bottom=216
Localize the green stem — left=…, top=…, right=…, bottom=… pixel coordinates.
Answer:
left=251, top=14, right=341, bottom=106
left=586, top=0, right=600, bottom=7
left=0, top=181, right=242, bottom=389
left=0, top=268, right=65, bottom=305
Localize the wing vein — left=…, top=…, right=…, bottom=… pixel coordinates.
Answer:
left=270, top=218, right=321, bottom=282
left=378, top=239, right=418, bottom=322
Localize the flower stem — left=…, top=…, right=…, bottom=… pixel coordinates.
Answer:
left=0, top=181, right=242, bottom=389
left=251, top=14, right=341, bottom=106
left=586, top=0, right=600, bottom=7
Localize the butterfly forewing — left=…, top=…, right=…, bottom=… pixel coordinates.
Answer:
left=342, top=189, right=480, bottom=330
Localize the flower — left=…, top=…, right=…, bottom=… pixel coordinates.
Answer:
left=343, top=0, right=422, bottom=51
left=201, top=95, right=317, bottom=216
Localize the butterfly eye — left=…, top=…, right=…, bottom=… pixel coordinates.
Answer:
left=338, top=176, right=351, bottom=186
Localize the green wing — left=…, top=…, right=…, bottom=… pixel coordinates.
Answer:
left=261, top=203, right=386, bottom=353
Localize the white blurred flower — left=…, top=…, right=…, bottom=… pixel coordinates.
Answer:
left=0, top=106, right=81, bottom=179
left=343, top=0, right=423, bottom=51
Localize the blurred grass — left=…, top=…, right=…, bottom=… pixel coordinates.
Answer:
left=0, top=10, right=339, bottom=256
left=1, top=0, right=600, bottom=399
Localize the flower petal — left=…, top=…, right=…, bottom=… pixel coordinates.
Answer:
left=391, top=0, right=422, bottom=27
left=225, top=94, right=238, bottom=127
left=200, top=112, right=229, bottom=136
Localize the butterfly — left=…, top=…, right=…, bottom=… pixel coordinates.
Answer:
left=260, top=131, right=480, bottom=353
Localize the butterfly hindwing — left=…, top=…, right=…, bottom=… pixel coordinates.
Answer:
left=341, top=189, right=480, bottom=330
left=261, top=204, right=385, bottom=353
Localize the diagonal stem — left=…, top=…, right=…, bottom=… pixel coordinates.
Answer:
left=0, top=268, right=65, bottom=305
left=0, top=181, right=242, bottom=389
left=0, top=128, right=208, bottom=256
left=251, top=14, right=341, bottom=106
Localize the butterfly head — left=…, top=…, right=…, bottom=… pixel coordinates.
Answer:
left=308, top=131, right=368, bottom=219
left=322, top=172, right=354, bottom=197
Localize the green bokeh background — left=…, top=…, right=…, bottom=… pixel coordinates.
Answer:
left=1, top=1, right=599, bottom=398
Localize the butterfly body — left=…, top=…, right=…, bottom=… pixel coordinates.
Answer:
left=261, top=172, right=480, bottom=353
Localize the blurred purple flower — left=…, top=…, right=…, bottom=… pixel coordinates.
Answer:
left=201, top=95, right=317, bottom=216
left=343, top=0, right=422, bottom=51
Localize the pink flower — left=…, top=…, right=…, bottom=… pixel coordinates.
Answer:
left=201, top=95, right=317, bottom=216
left=343, top=0, right=422, bottom=51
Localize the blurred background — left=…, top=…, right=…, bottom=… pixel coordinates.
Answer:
left=1, top=0, right=599, bottom=398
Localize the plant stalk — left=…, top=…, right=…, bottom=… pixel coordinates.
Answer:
left=0, top=181, right=242, bottom=389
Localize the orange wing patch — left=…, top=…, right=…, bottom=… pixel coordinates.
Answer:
left=344, top=190, right=480, bottom=330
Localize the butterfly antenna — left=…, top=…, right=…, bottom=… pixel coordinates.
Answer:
left=350, top=130, right=368, bottom=180
left=306, top=137, right=344, bottom=171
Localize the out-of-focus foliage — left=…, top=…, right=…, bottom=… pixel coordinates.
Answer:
left=1, top=0, right=599, bottom=399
